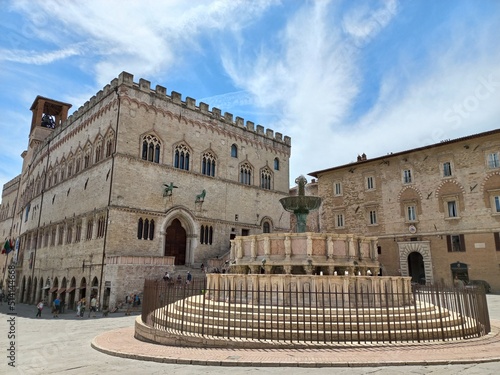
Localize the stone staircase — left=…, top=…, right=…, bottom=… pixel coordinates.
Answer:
left=147, top=294, right=483, bottom=347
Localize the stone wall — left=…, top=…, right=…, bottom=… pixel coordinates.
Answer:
left=312, top=129, right=500, bottom=291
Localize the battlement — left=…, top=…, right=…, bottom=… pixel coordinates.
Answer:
left=2, top=175, right=21, bottom=194
left=66, top=72, right=290, bottom=146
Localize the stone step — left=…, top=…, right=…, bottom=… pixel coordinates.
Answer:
left=153, top=316, right=480, bottom=341
left=152, top=297, right=474, bottom=341
left=166, top=296, right=450, bottom=321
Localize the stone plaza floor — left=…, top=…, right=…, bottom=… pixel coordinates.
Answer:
left=1, top=294, right=500, bottom=374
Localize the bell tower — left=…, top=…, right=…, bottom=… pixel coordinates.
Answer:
left=28, top=96, right=72, bottom=148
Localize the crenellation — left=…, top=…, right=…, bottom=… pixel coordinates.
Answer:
left=199, top=102, right=209, bottom=113
left=185, top=97, right=196, bottom=109
left=171, top=91, right=182, bottom=104
left=97, top=72, right=292, bottom=145
left=284, top=136, right=291, bottom=145
left=155, top=85, right=166, bottom=96
left=212, top=107, right=221, bottom=118
left=89, top=95, right=97, bottom=108
left=235, top=116, right=244, bottom=127
left=139, top=78, right=151, bottom=92
left=118, top=71, right=134, bottom=86
left=83, top=100, right=90, bottom=113
left=102, top=83, right=111, bottom=96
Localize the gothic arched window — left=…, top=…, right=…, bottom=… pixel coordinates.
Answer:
left=240, top=162, right=252, bottom=185
left=174, top=144, right=190, bottom=170
left=202, top=152, right=216, bottom=177
left=260, top=168, right=272, bottom=190
left=231, top=144, right=238, bottom=158
left=141, top=134, right=161, bottom=163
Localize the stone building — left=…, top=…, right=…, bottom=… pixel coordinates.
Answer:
left=310, top=129, right=500, bottom=292
left=0, top=72, right=291, bottom=309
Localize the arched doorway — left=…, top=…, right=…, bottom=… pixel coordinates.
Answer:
left=397, top=241, right=434, bottom=285
left=408, top=252, right=425, bottom=284
left=60, top=277, right=67, bottom=312
left=68, top=277, right=76, bottom=310
left=164, top=218, right=187, bottom=265
left=90, top=276, right=99, bottom=300
left=79, top=277, right=87, bottom=303
left=50, top=277, right=59, bottom=305
left=26, top=276, right=32, bottom=304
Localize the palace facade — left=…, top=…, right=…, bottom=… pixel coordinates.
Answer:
left=310, top=129, right=500, bottom=292
left=0, top=72, right=291, bottom=309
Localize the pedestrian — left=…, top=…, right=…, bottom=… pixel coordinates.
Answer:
left=76, top=299, right=81, bottom=317
left=125, top=294, right=132, bottom=316
left=53, top=296, right=61, bottom=318
left=176, top=274, right=182, bottom=288
left=186, top=271, right=192, bottom=285
left=163, top=271, right=170, bottom=282
left=36, top=300, right=44, bottom=317
left=200, top=263, right=204, bottom=272
left=90, top=295, right=97, bottom=317
left=80, top=298, right=86, bottom=317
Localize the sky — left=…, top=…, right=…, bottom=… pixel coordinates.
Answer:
left=1, top=0, right=499, bottom=193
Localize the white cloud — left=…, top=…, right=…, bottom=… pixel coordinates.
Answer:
left=221, top=0, right=400, bottom=180
left=0, top=46, right=82, bottom=64
left=342, top=0, right=398, bottom=43
left=9, top=0, right=279, bottom=85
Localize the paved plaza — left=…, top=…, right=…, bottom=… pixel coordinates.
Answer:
left=1, top=295, right=500, bottom=374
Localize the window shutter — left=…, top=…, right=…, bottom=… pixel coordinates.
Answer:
left=459, top=234, right=466, bottom=251
left=446, top=235, right=452, bottom=252
left=494, top=232, right=500, bottom=251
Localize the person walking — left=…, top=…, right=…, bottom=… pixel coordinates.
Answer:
left=90, top=295, right=97, bottom=317
left=186, top=271, right=192, bottom=285
left=76, top=299, right=81, bottom=317
left=36, top=300, right=44, bottom=317
left=53, top=296, right=61, bottom=318
left=80, top=298, right=86, bottom=318
left=125, top=294, right=132, bottom=316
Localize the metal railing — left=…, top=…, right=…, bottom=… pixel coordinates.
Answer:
left=141, top=279, right=490, bottom=345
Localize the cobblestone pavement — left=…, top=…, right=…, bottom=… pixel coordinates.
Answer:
left=1, top=295, right=500, bottom=374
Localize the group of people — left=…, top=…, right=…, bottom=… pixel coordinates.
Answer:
left=35, top=296, right=62, bottom=318
left=34, top=295, right=98, bottom=318
left=162, top=271, right=193, bottom=287
left=124, top=293, right=141, bottom=315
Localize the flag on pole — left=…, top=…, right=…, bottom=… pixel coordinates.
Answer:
left=2, top=239, right=12, bottom=254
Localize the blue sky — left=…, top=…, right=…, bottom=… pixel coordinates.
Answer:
left=1, top=0, right=499, bottom=192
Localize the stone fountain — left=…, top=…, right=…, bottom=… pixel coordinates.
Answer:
left=135, top=176, right=484, bottom=348
left=279, top=175, right=322, bottom=233
left=228, top=175, right=381, bottom=276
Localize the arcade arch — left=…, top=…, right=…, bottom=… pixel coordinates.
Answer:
left=162, top=209, right=197, bottom=266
